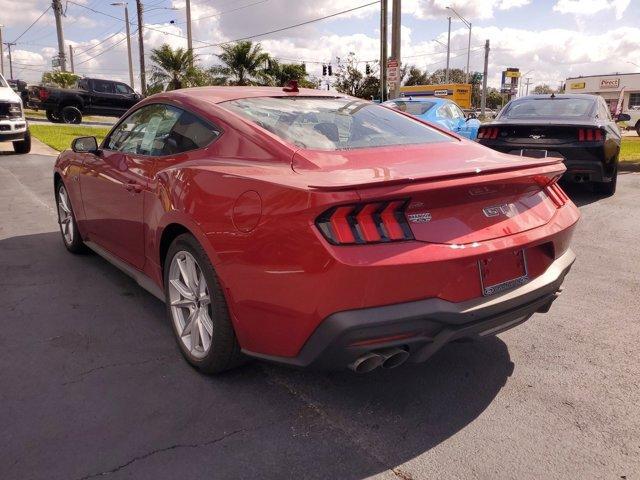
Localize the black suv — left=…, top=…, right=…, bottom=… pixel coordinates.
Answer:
left=27, top=77, right=141, bottom=124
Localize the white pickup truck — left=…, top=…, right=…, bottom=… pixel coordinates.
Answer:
left=0, top=73, right=31, bottom=154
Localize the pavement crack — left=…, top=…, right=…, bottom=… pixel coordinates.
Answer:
left=75, top=420, right=282, bottom=480
left=263, top=367, right=413, bottom=480
left=62, top=357, right=171, bottom=385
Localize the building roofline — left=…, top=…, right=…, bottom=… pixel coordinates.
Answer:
left=566, top=72, right=640, bottom=80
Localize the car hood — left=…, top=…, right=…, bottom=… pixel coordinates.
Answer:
left=0, top=86, right=21, bottom=103
left=291, top=139, right=563, bottom=190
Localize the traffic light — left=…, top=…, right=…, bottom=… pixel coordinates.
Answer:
left=328, top=65, right=333, bottom=76
left=365, top=63, right=371, bottom=75
left=322, top=65, right=327, bottom=76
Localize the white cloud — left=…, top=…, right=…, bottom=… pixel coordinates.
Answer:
left=404, top=0, right=531, bottom=20
left=553, top=0, right=630, bottom=19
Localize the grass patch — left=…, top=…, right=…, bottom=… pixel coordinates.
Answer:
left=30, top=124, right=110, bottom=152
left=24, top=108, right=112, bottom=123
left=620, top=136, right=640, bottom=163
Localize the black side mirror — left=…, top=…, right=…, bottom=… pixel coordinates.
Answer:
left=71, top=136, right=99, bottom=154
left=616, top=113, right=631, bottom=122
left=466, top=113, right=477, bottom=121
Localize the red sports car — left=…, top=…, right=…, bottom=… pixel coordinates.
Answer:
left=54, top=86, right=580, bottom=374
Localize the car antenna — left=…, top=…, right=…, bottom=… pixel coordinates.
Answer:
left=283, top=80, right=299, bottom=93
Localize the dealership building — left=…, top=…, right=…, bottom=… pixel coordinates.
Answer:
left=565, top=73, right=640, bottom=113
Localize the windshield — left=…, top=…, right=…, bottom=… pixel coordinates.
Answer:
left=0, top=75, right=8, bottom=88
left=383, top=100, right=436, bottom=115
left=500, top=97, right=595, bottom=119
left=221, top=96, right=452, bottom=150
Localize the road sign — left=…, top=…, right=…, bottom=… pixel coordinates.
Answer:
left=387, top=58, right=400, bottom=88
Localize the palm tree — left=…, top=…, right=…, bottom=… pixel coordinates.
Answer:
left=149, top=44, right=196, bottom=91
left=210, top=41, right=270, bottom=86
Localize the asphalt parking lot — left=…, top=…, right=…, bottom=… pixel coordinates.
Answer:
left=1, top=151, right=638, bottom=480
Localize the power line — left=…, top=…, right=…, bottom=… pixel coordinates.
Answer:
left=192, top=1, right=381, bottom=50
left=12, top=5, right=52, bottom=42
left=75, top=33, right=134, bottom=66
left=75, top=29, right=124, bottom=56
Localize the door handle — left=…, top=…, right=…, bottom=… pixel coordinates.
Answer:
left=125, top=181, right=143, bottom=193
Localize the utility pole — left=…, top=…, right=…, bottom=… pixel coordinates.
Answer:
left=136, top=0, right=147, bottom=95
left=111, top=3, right=135, bottom=90
left=185, top=0, right=193, bottom=58
left=4, top=42, right=15, bottom=79
left=447, top=6, right=472, bottom=84
left=466, top=22, right=472, bottom=83
left=52, top=0, right=67, bottom=71
left=0, top=25, right=4, bottom=77
left=524, top=77, right=532, bottom=96
left=69, top=45, right=74, bottom=73
left=445, top=17, right=451, bottom=84
left=480, top=39, right=489, bottom=117
left=390, top=0, right=401, bottom=99
left=379, top=0, right=388, bottom=102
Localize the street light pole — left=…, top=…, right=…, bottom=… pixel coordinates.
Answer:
left=445, top=17, right=451, bottom=83
left=5, top=42, right=15, bottom=79
left=186, top=0, right=193, bottom=57
left=380, top=0, right=388, bottom=102
left=111, top=3, right=135, bottom=90
left=446, top=6, right=472, bottom=83
left=390, top=0, right=401, bottom=99
left=0, top=25, right=4, bottom=77
left=52, top=0, right=67, bottom=71
left=135, top=0, right=147, bottom=95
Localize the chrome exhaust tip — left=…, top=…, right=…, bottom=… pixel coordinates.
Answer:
left=378, top=347, right=410, bottom=369
left=348, top=352, right=384, bottom=373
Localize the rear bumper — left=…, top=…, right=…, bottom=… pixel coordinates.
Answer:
left=479, top=141, right=610, bottom=182
left=244, top=249, right=576, bottom=370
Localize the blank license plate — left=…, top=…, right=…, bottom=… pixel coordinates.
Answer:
left=519, top=149, right=548, bottom=158
left=478, top=249, right=529, bottom=296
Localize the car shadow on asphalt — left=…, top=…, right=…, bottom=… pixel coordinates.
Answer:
left=1, top=231, right=515, bottom=480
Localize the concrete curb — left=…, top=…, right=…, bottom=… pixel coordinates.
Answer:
left=620, top=162, right=640, bottom=172
left=31, top=137, right=60, bottom=156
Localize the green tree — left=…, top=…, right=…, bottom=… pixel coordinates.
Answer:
left=334, top=53, right=380, bottom=99
left=210, top=41, right=270, bottom=86
left=532, top=83, right=555, bottom=94
left=402, top=65, right=429, bottom=86
left=149, top=44, right=197, bottom=90
left=42, top=71, right=79, bottom=88
left=265, top=60, right=317, bottom=88
left=486, top=88, right=504, bottom=109
left=428, top=68, right=466, bottom=84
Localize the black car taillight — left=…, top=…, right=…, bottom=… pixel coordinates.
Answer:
left=478, top=127, right=499, bottom=139
left=316, top=200, right=414, bottom=245
left=577, top=128, right=603, bottom=142
left=38, top=87, right=49, bottom=101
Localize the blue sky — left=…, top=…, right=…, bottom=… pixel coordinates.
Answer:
left=1, top=0, right=639, bottom=91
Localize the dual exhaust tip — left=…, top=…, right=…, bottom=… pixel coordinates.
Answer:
left=349, top=347, right=410, bottom=373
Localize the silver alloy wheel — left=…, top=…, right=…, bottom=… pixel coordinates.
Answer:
left=168, top=251, right=213, bottom=359
left=57, top=185, right=74, bottom=245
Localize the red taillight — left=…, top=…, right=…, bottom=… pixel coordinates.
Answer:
left=478, top=127, right=499, bottom=139
left=38, top=87, right=49, bottom=101
left=545, top=182, right=568, bottom=208
left=578, top=128, right=604, bottom=142
left=316, top=200, right=414, bottom=245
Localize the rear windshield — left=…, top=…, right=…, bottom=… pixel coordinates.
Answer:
left=221, top=96, right=452, bottom=150
left=500, top=98, right=595, bottom=119
left=383, top=100, right=435, bottom=115
left=0, top=75, right=8, bottom=88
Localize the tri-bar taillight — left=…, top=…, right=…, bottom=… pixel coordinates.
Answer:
left=316, top=200, right=414, bottom=245
left=477, top=127, right=500, bottom=139
left=545, top=182, right=569, bottom=208
left=577, top=128, right=603, bottom=142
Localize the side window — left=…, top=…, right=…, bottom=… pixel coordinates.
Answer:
left=77, top=79, right=88, bottom=91
left=448, top=103, right=465, bottom=120
left=438, top=105, right=453, bottom=119
left=93, top=80, right=115, bottom=94
left=165, top=110, right=222, bottom=154
left=106, top=104, right=181, bottom=155
left=115, top=83, right=132, bottom=94
left=105, top=104, right=220, bottom=156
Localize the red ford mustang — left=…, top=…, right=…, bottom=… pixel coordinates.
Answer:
left=54, top=86, right=580, bottom=374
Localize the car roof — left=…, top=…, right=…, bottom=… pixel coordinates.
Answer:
left=149, top=86, right=346, bottom=105
left=514, top=93, right=599, bottom=101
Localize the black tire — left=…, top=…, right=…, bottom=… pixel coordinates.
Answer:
left=55, top=180, right=87, bottom=254
left=46, top=109, right=62, bottom=123
left=635, top=122, right=640, bottom=137
left=13, top=129, right=32, bottom=154
left=164, top=233, right=244, bottom=374
left=61, top=106, right=83, bottom=124
left=594, top=162, right=618, bottom=196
